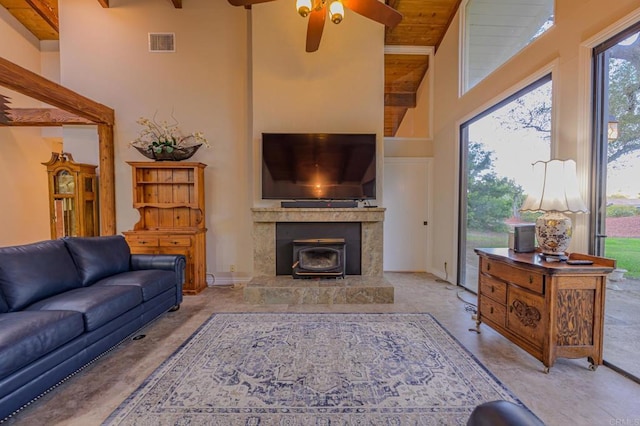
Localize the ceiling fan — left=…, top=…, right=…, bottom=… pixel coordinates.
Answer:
left=227, top=0, right=402, bottom=52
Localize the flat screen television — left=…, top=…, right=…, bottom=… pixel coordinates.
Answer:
left=262, top=133, right=376, bottom=200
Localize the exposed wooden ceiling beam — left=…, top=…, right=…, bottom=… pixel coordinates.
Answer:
left=386, top=0, right=400, bottom=10
left=0, top=107, right=93, bottom=126
left=96, top=0, right=183, bottom=8
left=384, top=92, right=416, bottom=108
left=0, top=0, right=59, bottom=39
left=384, top=106, right=408, bottom=137
left=24, top=0, right=59, bottom=32
left=0, top=56, right=114, bottom=125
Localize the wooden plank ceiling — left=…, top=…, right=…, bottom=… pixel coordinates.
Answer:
left=0, top=0, right=461, bottom=137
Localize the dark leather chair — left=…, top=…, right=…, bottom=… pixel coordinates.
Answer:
left=467, top=400, right=545, bottom=426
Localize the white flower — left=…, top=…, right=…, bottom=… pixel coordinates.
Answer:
left=129, top=112, right=210, bottom=151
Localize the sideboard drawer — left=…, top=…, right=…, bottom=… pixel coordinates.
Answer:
left=483, top=260, right=544, bottom=294
left=159, top=236, right=192, bottom=247
left=126, top=236, right=159, bottom=247
left=480, top=275, right=507, bottom=304
left=480, top=297, right=506, bottom=327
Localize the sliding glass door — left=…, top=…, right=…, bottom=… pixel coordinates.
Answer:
left=593, top=24, right=640, bottom=381
left=458, top=76, right=552, bottom=292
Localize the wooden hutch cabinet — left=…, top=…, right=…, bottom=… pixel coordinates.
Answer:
left=123, top=162, right=207, bottom=295
left=474, top=248, right=615, bottom=373
left=43, top=152, right=99, bottom=239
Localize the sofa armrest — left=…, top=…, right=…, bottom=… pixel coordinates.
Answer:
left=467, top=400, right=545, bottom=426
left=130, top=254, right=186, bottom=305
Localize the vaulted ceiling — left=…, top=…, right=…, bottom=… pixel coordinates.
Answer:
left=0, top=0, right=462, bottom=137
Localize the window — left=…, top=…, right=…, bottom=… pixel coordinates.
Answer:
left=458, top=75, right=552, bottom=292
left=462, top=0, right=554, bottom=93
left=592, top=22, right=640, bottom=382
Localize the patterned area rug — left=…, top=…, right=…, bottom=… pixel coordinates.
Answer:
left=104, top=313, right=525, bottom=425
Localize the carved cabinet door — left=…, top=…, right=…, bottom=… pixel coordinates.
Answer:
left=507, top=286, right=546, bottom=348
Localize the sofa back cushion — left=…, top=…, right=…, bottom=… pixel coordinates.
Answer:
left=0, top=290, right=9, bottom=313
left=64, top=236, right=131, bottom=286
left=0, top=239, right=82, bottom=311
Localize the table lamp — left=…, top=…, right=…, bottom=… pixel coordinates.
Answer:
left=519, top=159, right=589, bottom=255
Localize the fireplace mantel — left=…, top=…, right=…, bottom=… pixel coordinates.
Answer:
left=251, top=207, right=385, bottom=277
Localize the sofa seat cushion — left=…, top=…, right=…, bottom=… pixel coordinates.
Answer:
left=0, top=239, right=81, bottom=311
left=0, top=311, right=84, bottom=378
left=94, top=270, right=176, bottom=302
left=25, top=285, right=142, bottom=332
left=64, top=236, right=131, bottom=286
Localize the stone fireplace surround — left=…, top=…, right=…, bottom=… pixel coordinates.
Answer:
left=247, top=207, right=392, bottom=304
left=251, top=207, right=385, bottom=277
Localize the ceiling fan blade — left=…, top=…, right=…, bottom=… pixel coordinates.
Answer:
left=227, top=0, right=277, bottom=6
left=342, top=0, right=402, bottom=29
left=306, top=7, right=326, bottom=53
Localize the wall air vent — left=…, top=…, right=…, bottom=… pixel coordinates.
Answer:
left=148, top=33, right=175, bottom=52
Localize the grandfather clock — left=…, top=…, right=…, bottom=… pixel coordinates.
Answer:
left=43, top=152, right=99, bottom=239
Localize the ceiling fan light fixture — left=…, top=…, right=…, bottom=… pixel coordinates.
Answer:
left=329, top=0, right=344, bottom=24
left=296, top=0, right=312, bottom=17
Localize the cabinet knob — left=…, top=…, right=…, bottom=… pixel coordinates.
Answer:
left=140, top=241, right=147, bottom=245
left=490, top=307, right=494, bottom=314
left=487, top=263, right=491, bottom=271
left=529, top=276, right=533, bottom=284
left=491, top=286, right=495, bottom=293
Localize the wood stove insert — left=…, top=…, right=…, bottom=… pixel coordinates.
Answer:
left=292, top=238, right=346, bottom=278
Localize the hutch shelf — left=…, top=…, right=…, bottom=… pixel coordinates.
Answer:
left=123, top=161, right=207, bottom=295
left=474, top=248, right=615, bottom=373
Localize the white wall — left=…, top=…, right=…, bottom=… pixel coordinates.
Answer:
left=430, top=0, right=640, bottom=282
left=0, top=9, right=55, bottom=245
left=57, top=0, right=384, bottom=279
left=251, top=0, right=385, bottom=207
left=58, top=0, right=249, bottom=278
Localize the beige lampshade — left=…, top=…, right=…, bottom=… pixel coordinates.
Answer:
left=520, top=159, right=589, bottom=213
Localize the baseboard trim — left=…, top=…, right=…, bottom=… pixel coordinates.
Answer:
left=208, top=275, right=252, bottom=287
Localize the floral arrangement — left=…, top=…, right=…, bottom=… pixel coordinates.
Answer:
left=130, top=113, right=209, bottom=159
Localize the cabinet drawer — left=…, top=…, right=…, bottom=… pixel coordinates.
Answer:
left=159, top=236, right=192, bottom=247
left=480, top=297, right=506, bottom=327
left=480, top=275, right=507, bottom=304
left=483, top=260, right=544, bottom=294
left=126, top=236, right=159, bottom=247
left=507, top=286, right=545, bottom=348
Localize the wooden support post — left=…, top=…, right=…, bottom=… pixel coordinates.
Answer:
left=98, top=124, right=116, bottom=235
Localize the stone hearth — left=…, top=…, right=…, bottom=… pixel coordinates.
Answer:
left=244, top=276, right=394, bottom=305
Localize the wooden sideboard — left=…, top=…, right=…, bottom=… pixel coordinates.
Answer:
left=474, top=248, right=615, bottom=373
left=124, top=162, right=207, bottom=295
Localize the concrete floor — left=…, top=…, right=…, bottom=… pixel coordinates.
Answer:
left=5, top=273, right=640, bottom=425
left=604, top=277, right=640, bottom=379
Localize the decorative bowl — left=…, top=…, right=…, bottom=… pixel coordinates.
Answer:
left=134, top=144, right=202, bottom=161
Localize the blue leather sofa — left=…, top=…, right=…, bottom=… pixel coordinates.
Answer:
left=0, top=235, right=186, bottom=421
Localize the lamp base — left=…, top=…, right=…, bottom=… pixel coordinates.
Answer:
left=535, top=211, right=573, bottom=255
